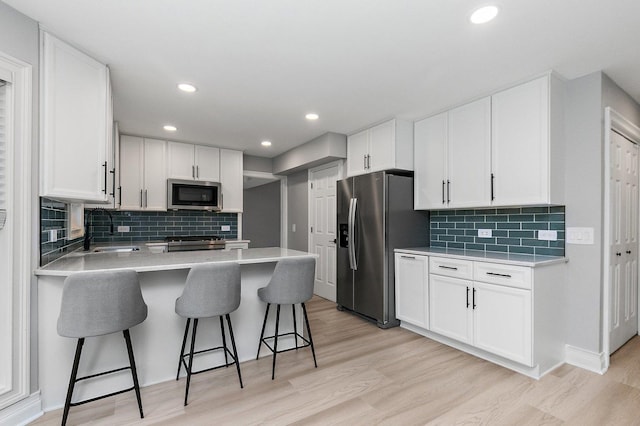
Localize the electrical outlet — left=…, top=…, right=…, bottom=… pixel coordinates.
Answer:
left=477, top=229, right=492, bottom=238
left=221, top=225, right=231, bottom=231
left=49, top=229, right=57, bottom=242
left=117, top=225, right=130, bottom=232
left=292, top=224, right=296, bottom=232
left=538, top=230, right=557, bottom=241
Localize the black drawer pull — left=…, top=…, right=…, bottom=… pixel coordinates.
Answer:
left=438, top=265, right=458, bottom=271
left=486, top=272, right=512, bottom=278
left=400, top=255, right=416, bottom=260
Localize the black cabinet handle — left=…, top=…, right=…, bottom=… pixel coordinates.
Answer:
left=466, top=286, right=470, bottom=308
left=401, top=255, right=416, bottom=259
left=446, top=180, right=451, bottom=203
left=491, top=173, right=495, bottom=201
left=102, top=161, right=108, bottom=194
left=118, top=186, right=122, bottom=205
left=486, top=272, right=512, bottom=278
left=438, top=265, right=458, bottom=271
left=442, top=180, right=445, bottom=204
left=109, top=169, right=115, bottom=197
left=472, top=288, right=476, bottom=309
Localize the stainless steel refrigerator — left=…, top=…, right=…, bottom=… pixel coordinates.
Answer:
left=337, top=171, right=428, bottom=328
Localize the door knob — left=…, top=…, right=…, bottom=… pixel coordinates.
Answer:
left=616, top=252, right=622, bottom=256
left=332, top=238, right=337, bottom=244
left=626, top=250, right=632, bottom=254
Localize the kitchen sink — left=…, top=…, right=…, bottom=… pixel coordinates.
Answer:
left=92, top=246, right=141, bottom=253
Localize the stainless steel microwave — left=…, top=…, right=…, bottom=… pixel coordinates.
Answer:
left=167, top=179, right=222, bottom=211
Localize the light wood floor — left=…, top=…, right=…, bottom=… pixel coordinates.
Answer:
left=32, top=296, right=640, bottom=425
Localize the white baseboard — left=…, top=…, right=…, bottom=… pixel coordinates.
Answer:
left=0, top=392, right=43, bottom=426
left=565, top=345, right=607, bottom=374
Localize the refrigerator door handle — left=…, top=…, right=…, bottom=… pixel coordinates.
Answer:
left=348, top=197, right=358, bottom=270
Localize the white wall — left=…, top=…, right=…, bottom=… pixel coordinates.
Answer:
left=287, top=170, right=308, bottom=251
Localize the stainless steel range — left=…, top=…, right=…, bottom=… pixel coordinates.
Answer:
left=164, top=236, right=226, bottom=252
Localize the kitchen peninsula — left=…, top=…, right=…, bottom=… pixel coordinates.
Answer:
left=35, top=247, right=317, bottom=411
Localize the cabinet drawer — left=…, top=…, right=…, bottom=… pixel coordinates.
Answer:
left=429, top=257, right=473, bottom=280
left=473, top=262, right=532, bottom=290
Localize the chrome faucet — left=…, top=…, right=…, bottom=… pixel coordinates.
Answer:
left=84, top=208, right=114, bottom=251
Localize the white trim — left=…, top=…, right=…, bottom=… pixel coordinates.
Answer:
left=0, top=50, right=32, bottom=414
left=603, top=107, right=640, bottom=370
left=565, top=345, right=607, bottom=375
left=0, top=392, right=42, bottom=426
left=280, top=176, right=288, bottom=248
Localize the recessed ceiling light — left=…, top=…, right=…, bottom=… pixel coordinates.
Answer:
left=305, top=113, right=319, bottom=120
left=177, top=83, right=197, bottom=93
left=163, top=125, right=177, bottom=132
left=470, top=5, right=499, bottom=24
left=261, top=140, right=272, bottom=147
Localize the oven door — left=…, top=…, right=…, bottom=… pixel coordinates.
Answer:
left=167, top=179, right=221, bottom=210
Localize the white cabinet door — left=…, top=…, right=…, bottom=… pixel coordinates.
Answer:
left=395, top=253, right=429, bottom=329
left=40, top=31, right=109, bottom=202
left=492, top=76, right=549, bottom=206
left=347, top=130, right=369, bottom=177
left=473, top=281, right=532, bottom=366
left=119, top=136, right=166, bottom=211
left=143, top=139, right=167, bottom=211
left=195, top=145, right=220, bottom=182
left=368, top=120, right=395, bottom=172
left=429, top=274, right=473, bottom=344
left=220, top=149, right=243, bottom=212
left=447, top=97, right=491, bottom=208
left=414, top=112, right=447, bottom=209
left=167, top=141, right=196, bottom=180
left=119, top=135, right=144, bottom=210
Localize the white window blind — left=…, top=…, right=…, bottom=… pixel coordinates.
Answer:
left=0, top=80, right=5, bottom=211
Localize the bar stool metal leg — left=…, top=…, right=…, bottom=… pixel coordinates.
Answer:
left=123, top=330, right=144, bottom=418
left=219, top=316, right=229, bottom=367
left=184, top=318, right=199, bottom=406
left=292, top=304, right=298, bottom=350
left=302, top=303, right=317, bottom=368
left=272, top=304, right=281, bottom=380
left=257, top=303, right=270, bottom=359
left=176, top=318, right=191, bottom=380
left=62, top=338, right=84, bottom=426
left=225, top=314, right=243, bottom=388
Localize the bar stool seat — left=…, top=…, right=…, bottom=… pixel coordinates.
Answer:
left=256, top=257, right=317, bottom=379
left=175, top=263, right=243, bottom=406
left=57, top=269, right=147, bottom=426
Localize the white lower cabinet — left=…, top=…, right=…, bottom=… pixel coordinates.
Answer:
left=394, top=253, right=429, bottom=329
left=395, top=250, right=565, bottom=378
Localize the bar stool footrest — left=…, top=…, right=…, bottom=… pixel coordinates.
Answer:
left=260, top=331, right=312, bottom=355
left=179, top=345, right=239, bottom=376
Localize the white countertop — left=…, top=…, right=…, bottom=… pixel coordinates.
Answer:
left=395, top=247, right=568, bottom=267
left=36, top=246, right=316, bottom=277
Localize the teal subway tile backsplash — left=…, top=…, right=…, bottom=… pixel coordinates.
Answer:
left=430, top=206, right=565, bottom=256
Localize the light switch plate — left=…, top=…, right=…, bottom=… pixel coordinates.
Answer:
left=538, top=230, right=557, bottom=241
left=221, top=225, right=231, bottom=231
left=117, top=225, right=130, bottom=232
left=478, top=229, right=492, bottom=238
left=566, top=227, right=595, bottom=245
left=49, top=229, right=57, bottom=243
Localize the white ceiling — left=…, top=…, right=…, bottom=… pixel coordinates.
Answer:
left=4, top=0, right=640, bottom=157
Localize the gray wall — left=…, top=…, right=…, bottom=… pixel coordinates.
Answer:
left=243, top=154, right=273, bottom=173
left=243, top=181, right=281, bottom=247
left=287, top=170, right=309, bottom=251
left=0, top=1, right=40, bottom=393
left=564, top=72, right=604, bottom=353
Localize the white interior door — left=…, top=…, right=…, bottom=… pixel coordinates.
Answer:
left=610, top=130, right=639, bottom=354
left=309, top=162, right=341, bottom=301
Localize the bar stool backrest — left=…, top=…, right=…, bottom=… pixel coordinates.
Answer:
left=260, top=257, right=316, bottom=305
left=57, top=270, right=148, bottom=338
left=175, top=263, right=241, bottom=318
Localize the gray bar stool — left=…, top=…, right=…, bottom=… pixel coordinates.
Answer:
left=57, top=269, right=147, bottom=426
left=175, top=263, right=243, bottom=406
left=256, top=257, right=317, bottom=379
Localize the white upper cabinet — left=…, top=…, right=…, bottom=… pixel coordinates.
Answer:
left=414, top=97, right=491, bottom=209
left=119, top=135, right=167, bottom=211
left=219, top=149, right=243, bottom=212
left=347, top=119, right=413, bottom=177
left=491, top=75, right=564, bottom=206
left=414, top=74, right=564, bottom=210
left=40, top=31, right=110, bottom=203
left=167, top=142, right=220, bottom=182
